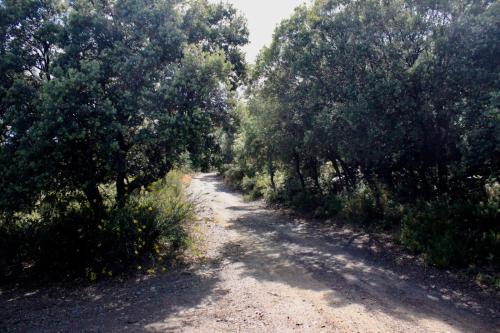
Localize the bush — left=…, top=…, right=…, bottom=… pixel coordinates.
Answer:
left=224, top=164, right=246, bottom=190
left=338, top=185, right=379, bottom=224
left=221, top=155, right=499, bottom=272
left=241, top=173, right=270, bottom=200
left=324, top=195, right=344, bottom=216
left=400, top=196, right=500, bottom=268
left=0, top=171, right=194, bottom=283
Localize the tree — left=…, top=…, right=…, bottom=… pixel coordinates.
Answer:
left=233, top=0, right=498, bottom=213
left=0, top=0, right=63, bottom=212
left=0, top=0, right=249, bottom=218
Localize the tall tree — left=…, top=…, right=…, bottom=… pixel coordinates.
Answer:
left=0, top=0, right=249, bottom=217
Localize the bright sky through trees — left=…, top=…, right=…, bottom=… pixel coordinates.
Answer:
left=210, top=0, right=308, bottom=62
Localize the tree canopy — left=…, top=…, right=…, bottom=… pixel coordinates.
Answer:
left=0, top=0, right=249, bottom=216
left=225, top=0, right=499, bottom=267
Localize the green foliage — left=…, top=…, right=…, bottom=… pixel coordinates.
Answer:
left=223, top=164, right=246, bottom=190
left=0, top=171, right=194, bottom=282
left=337, top=186, right=380, bottom=224
left=241, top=172, right=269, bottom=200
left=1, top=0, right=248, bottom=216
left=222, top=0, right=499, bottom=271
left=400, top=195, right=499, bottom=267
left=0, top=0, right=248, bottom=282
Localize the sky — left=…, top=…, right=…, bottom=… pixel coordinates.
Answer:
left=210, top=0, right=309, bottom=63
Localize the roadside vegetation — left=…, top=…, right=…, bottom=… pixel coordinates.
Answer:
left=221, top=0, right=500, bottom=280
left=1, top=0, right=499, bottom=286
left=0, top=0, right=247, bottom=281
left=0, top=170, right=194, bottom=282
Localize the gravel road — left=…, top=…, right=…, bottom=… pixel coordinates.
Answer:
left=1, top=173, right=499, bottom=332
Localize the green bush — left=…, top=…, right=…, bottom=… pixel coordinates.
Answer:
left=224, top=165, right=245, bottom=190
left=241, top=175, right=257, bottom=193
left=400, top=197, right=499, bottom=268
left=221, top=155, right=499, bottom=272
left=324, top=195, right=344, bottom=216
left=338, top=185, right=379, bottom=224
left=241, top=173, right=270, bottom=200
left=0, top=171, right=193, bottom=283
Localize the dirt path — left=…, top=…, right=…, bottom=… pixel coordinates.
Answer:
left=1, top=173, right=499, bottom=332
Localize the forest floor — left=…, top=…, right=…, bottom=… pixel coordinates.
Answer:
left=1, top=173, right=499, bottom=332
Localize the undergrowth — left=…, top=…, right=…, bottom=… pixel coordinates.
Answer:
left=222, top=166, right=500, bottom=287
left=0, top=171, right=194, bottom=284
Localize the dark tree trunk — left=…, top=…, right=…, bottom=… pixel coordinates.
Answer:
left=364, top=172, right=384, bottom=218
left=267, top=152, right=276, bottom=192
left=116, top=172, right=126, bottom=207
left=338, top=157, right=356, bottom=190
left=115, top=135, right=129, bottom=207
left=311, top=159, right=322, bottom=193
left=84, top=182, right=105, bottom=222
left=293, top=152, right=306, bottom=191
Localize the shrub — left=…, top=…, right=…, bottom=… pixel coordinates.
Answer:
left=224, top=164, right=245, bottom=190
left=338, top=185, right=379, bottom=224
left=324, top=195, right=343, bottom=216
left=0, top=171, right=194, bottom=283
left=400, top=196, right=500, bottom=268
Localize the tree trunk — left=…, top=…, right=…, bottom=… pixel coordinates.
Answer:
left=116, top=172, right=126, bottom=207
left=267, top=152, right=276, bottom=192
left=311, top=159, right=322, bottom=193
left=365, top=172, right=384, bottom=219
left=294, top=152, right=306, bottom=192
left=84, top=182, right=105, bottom=222
left=329, top=158, right=344, bottom=192
left=115, top=133, right=129, bottom=206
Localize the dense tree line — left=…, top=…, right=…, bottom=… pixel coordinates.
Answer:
left=1, top=0, right=499, bottom=280
left=1, top=0, right=247, bottom=217
left=225, top=0, right=499, bottom=268
left=0, top=0, right=248, bottom=279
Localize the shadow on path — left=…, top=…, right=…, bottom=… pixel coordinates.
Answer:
left=1, top=251, right=222, bottom=332
left=200, top=173, right=500, bottom=332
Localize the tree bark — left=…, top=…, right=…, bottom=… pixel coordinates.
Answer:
left=330, top=158, right=343, bottom=192
left=267, top=152, right=276, bottom=192
left=311, top=158, right=322, bottom=193
left=293, top=151, right=306, bottom=192
left=115, top=134, right=129, bottom=206
left=364, top=172, right=384, bottom=218
left=84, top=182, right=105, bottom=222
